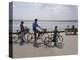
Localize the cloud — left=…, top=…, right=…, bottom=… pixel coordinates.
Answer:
left=13, top=2, right=78, bottom=20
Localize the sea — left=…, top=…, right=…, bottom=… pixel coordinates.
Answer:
left=9, top=20, right=78, bottom=33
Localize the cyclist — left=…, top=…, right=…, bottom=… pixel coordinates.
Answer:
left=19, top=21, right=25, bottom=45
left=53, top=26, right=59, bottom=46
left=32, top=19, right=43, bottom=47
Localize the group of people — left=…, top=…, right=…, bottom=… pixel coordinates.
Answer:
left=66, top=25, right=77, bottom=34
left=19, top=19, right=59, bottom=47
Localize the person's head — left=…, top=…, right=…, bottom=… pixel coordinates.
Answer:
left=55, top=26, right=57, bottom=29
left=21, top=21, right=24, bottom=24
left=35, top=19, right=38, bottom=22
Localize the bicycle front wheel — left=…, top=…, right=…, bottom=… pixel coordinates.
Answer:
left=56, top=35, right=63, bottom=44
left=44, top=37, right=52, bottom=47
left=24, top=33, right=34, bottom=43
left=56, top=35, right=63, bottom=48
left=41, top=33, right=50, bottom=42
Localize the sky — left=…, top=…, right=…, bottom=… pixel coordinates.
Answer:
left=11, top=1, right=78, bottom=20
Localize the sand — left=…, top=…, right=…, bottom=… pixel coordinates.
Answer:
left=12, top=32, right=78, bottom=58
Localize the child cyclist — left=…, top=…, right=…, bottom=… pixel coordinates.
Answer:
left=53, top=26, right=59, bottom=46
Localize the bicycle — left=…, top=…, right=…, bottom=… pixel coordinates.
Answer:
left=44, top=32, right=64, bottom=48
left=12, top=29, right=49, bottom=46
left=12, top=29, right=32, bottom=44
left=25, top=29, right=50, bottom=47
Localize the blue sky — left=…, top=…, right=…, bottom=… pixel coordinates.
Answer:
left=12, top=1, right=78, bottom=20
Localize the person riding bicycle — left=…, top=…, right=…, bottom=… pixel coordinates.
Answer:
left=53, top=26, right=59, bottom=46
left=19, top=21, right=25, bottom=45
left=32, top=19, right=43, bottom=47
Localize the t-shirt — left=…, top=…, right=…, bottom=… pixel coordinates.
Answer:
left=20, top=24, right=24, bottom=32
left=32, top=22, right=41, bottom=31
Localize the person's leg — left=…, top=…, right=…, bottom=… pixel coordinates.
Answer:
left=36, top=29, right=41, bottom=39
left=20, top=32, right=24, bottom=45
left=53, top=35, right=57, bottom=46
left=33, top=30, right=38, bottom=47
left=33, top=29, right=40, bottom=48
left=34, top=30, right=37, bottom=43
left=53, top=35, right=56, bottom=42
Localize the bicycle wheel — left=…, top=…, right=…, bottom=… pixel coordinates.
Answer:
left=24, top=33, right=34, bottom=43
left=44, top=37, right=52, bottom=47
left=56, top=35, right=63, bottom=43
left=56, top=35, right=63, bottom=48
left=12, top=34, right=21, bottom=44
left=41, top=33, right=50, bottom=42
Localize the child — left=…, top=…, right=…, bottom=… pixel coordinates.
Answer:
left=53, top=26, right=59, bottom=46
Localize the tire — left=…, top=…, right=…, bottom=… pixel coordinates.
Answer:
left=12, top=34, right=21, bottom=44
left=56, top=35, right=63, bottom=48
left=56, top=35, right=63, bottom=44
left=24, top=33, right=34, bottom=43
left=44, top=37, right=52, bottom=47
left=41, top=33, right=49, bottom=43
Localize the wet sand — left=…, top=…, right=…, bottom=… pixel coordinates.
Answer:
left=13, top=32, right=78, bottom=58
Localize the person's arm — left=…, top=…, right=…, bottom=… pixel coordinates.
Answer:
left=57, top=30, right=60, bottom=33
left=36, top=23, right=42, bottom=29
left=55, top=29, right=59, bottom=33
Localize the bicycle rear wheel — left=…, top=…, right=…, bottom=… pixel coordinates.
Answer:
left=12, top=34, right=21, bottom=44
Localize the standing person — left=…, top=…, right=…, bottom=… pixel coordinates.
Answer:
left=53, top=26, right=59, bottom=46
left=32, top=19, right=43, bottom=47
left=72, top=25, right=76, bottom=34
left=19, top=21, right=25, bottom=45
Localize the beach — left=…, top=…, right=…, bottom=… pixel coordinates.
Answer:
left=12, top=32, right=78, bottom=58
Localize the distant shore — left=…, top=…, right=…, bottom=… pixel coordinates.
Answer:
left=9, top=31, right=65, bottom=34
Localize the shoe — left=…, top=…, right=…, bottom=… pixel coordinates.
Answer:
left=33, top=43, right=39, bottom=48
left=19, top=42, right=24, bottom=45
left=19, top=43, right=23, bottom=45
